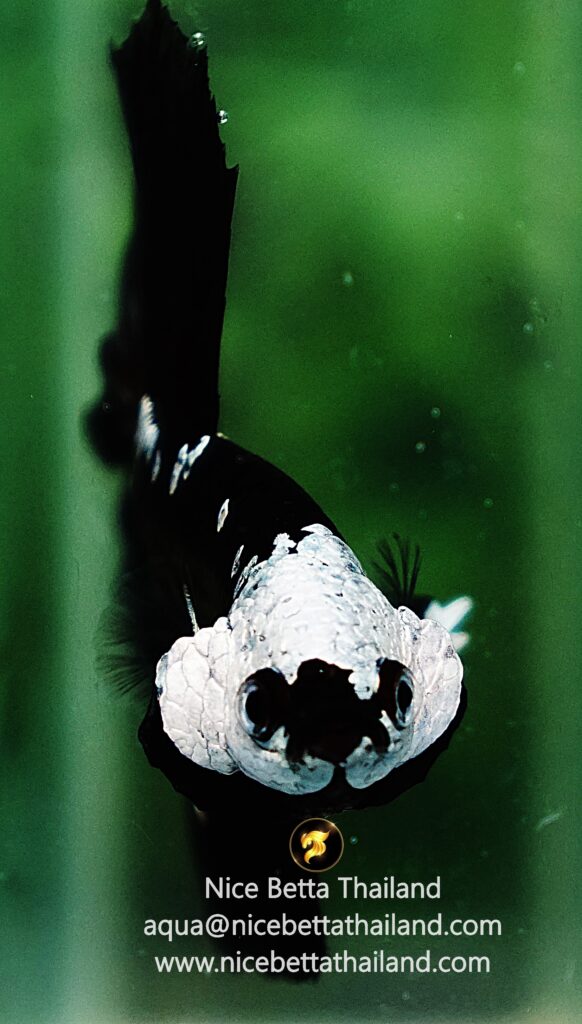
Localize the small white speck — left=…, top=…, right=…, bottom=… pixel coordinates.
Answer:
left=217, top=110, right=228, bottom=125
left=136, top=394, right=159, bottom=462
left=185, top=435, right=210, bottom=473
left=415, top=441, right=426, bottom=454
left=189, top=31, right=205, bottom=50
left=217, top=498, right=229, bottom=532
left=523, top=321, right=534, bottom=335
left=231, top=544, right=245, bottom=578
left=169, top=435, right=211, bottom=494
left=183, top=585, right=199, bottom=633
left=430, top=406, right=441, bottom=419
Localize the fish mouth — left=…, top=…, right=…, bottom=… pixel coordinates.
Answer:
left=300, top=724, right=386, bottom=765
left=280, top=658, right=392, bottom=766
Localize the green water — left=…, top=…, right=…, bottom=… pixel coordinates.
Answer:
left=2, top=1, right=581, bottom=1021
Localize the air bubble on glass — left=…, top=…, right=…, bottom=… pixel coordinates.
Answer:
left=342, top=270, right=354, bottom=287
left=513, top=61, right=526, bottom=77
left=523, top=321, right=534, bottom=335
left=415, top=441, right=426, bottom=454
left=189, top=31, right=206, bottom=50
left=430, top=406, right=441, bottom=419
left=483, top=497, right=494, bottom=509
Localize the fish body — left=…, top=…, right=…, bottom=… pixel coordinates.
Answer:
left=90, top=0, right=471, bottom=818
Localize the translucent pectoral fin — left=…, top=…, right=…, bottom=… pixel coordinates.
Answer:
left=156, top=619, right=237, bottom=775
left=424, top=596, right=473, bottom=653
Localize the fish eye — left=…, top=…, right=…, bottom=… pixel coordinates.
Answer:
left=395, top=673, right=413, bottom=722
left=377, top=658, right=414, bottom=730
left=239, top=668, right=287, bottom=742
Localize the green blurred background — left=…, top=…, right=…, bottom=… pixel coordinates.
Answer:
left=1, top=0, right=581, bottom=1021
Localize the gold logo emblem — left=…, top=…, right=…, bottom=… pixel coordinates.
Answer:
left=301, top=829, right=330, bottom=865
left=289, top=818, right=344, bottom=872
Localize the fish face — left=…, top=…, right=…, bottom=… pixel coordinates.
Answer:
left=156, top=525, right=464, bottom=797
left=233, top=657, right=419, bottom=788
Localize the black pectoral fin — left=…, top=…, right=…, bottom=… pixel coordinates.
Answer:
left=96, top=552, right=193, bottom=699
left=374, top=533, right=422, bottom=607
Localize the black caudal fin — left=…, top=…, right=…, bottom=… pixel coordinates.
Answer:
left=87, top=0, right=238, bottom=466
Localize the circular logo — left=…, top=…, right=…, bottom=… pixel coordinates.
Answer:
left=289, top=817, right=344, bottom=872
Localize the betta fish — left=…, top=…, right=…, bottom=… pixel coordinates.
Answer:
left=88, top=0, right=471, bottom=828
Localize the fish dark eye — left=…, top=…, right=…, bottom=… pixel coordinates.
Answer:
left=243, top=683, right=269, bottom=736
left=396, top=675, right=413, bottom=718
left=377, top=658, right=414, bottom=730
left=239, top=668, right=288, bottom=741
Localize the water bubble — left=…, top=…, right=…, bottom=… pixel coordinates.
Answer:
left=513, top=61, right=526, bottom=77
left=189, top=31, right=206, bottom=50
left=415, top=441, right=426, bottom=454
left=454, top=210, right=464, bottom=222
left=523, top=321, right=534, bottom=335
left=342, top=270, right=354, bottom=287
left=483, top=497, right=494, bottom=509
left=217, top=109, right=229, bottom=125
left=543, top=359, right=553, bottom=371
left=349, top=835, right=358, bottom=845
left=430, top=406, right=441, bottom=419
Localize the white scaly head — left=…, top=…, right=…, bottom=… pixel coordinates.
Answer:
left=156, top=526, right=465, bottom=796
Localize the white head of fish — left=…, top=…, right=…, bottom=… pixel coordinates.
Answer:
left=155, top=525, right=465, bottom=796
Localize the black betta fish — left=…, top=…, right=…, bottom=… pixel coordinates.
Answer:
left=88, top=0, right=471, bottom=827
